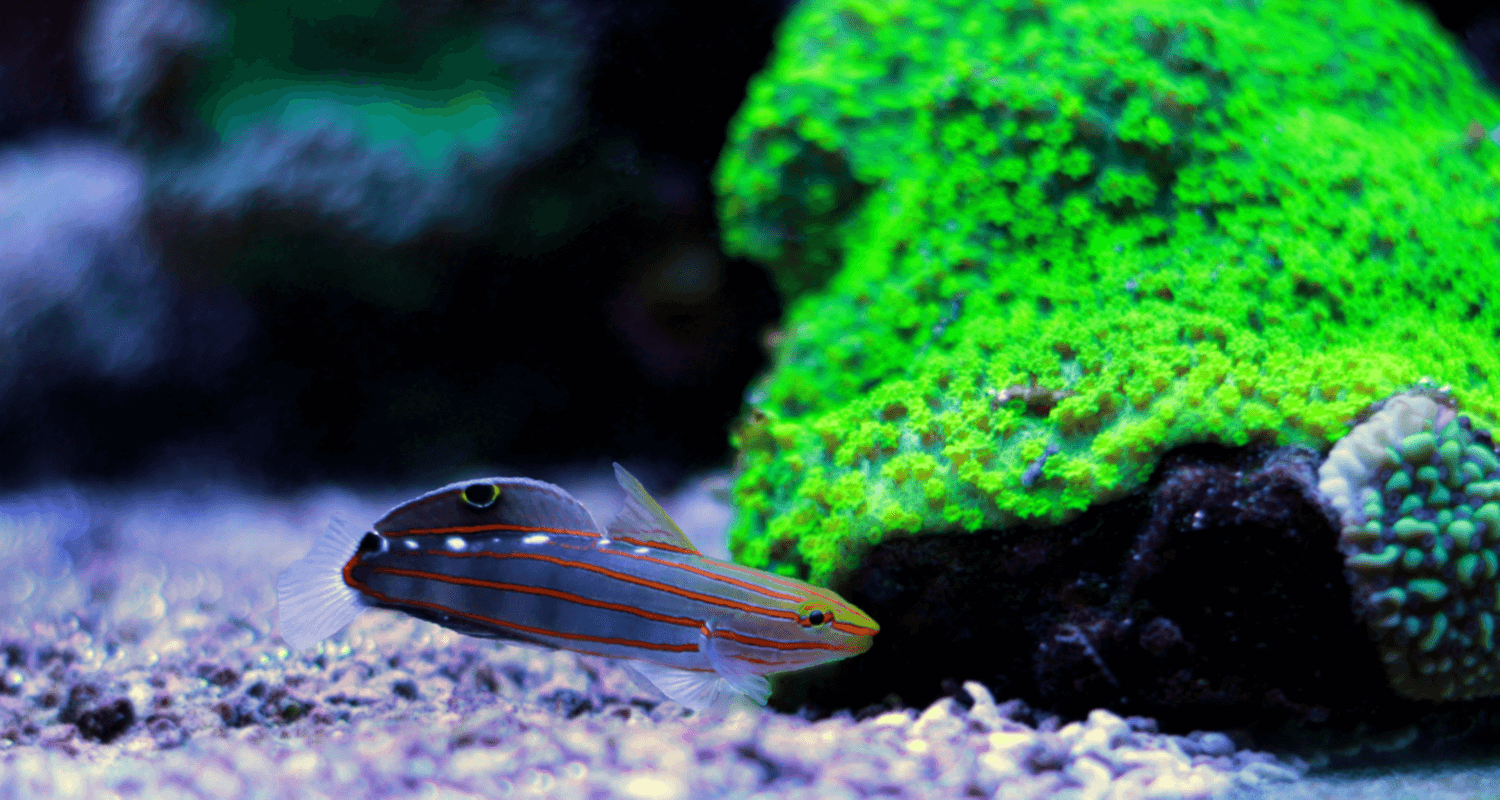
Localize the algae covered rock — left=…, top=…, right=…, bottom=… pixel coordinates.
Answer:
left=715, top=0, right=1500, bottom=583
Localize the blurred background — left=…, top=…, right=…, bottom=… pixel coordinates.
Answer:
left=1, top=0, right=1498, bottom=499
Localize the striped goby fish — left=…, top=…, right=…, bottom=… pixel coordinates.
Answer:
left=276, top=464, right=879, bottom=710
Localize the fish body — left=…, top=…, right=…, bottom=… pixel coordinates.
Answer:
left=276, top=464, right=879, bottom=710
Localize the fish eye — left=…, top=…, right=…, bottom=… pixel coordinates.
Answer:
left=802, top=609, right=833, bottom=627
left=460, top=482, right=501, bottom=509
left=358, top=533, right=383, bottom=554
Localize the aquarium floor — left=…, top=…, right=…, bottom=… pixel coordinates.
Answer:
left=0, top=473, right=1478, bottom=799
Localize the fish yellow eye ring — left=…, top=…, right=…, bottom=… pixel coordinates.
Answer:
left=460, top=482, right=501, bottom=509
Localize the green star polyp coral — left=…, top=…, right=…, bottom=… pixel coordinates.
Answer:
left=1320, top=393, right=1500, bottom=700
left=716, top=0, right=1500, bottom=584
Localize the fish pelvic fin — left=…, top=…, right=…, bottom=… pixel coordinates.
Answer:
left=626, top=625, right=772, bottom=712
left=627, top=659, right=769, bottom=712
left=276, top=516, right=369, bottom=650
left=704, top=631, right=773, bottom=706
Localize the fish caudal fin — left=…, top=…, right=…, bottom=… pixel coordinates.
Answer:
left=276, top=516, right=369, bottom=650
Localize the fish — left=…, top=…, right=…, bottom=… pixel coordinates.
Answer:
left=276, top=463, right=879, bottom=711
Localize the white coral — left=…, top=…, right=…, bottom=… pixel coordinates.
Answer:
left=1317, top=393, right=1452, bottom=526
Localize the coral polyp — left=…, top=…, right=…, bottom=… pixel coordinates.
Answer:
left=1319, top=393, right=1500, bottom=700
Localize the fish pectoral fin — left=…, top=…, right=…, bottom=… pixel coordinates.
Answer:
left=276, top=516, right=369, bottom=650
left=627, top=659, right=767, bottom=712
left=606, top=463, right=700, bottom=553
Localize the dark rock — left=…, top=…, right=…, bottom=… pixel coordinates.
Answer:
left=57, top=684, right=99, bottom=723
left=775, top=471, right=1151, bottom=715
left=275, top=698, right=312, bottom=723
left=214, top=682, right=314, bottom=727
left=500, top=665, right=527, bottom=689
left=35, top=647, right=75, bottom=668
left=391, top=680, right=419, bottom=701
left=544, top=689, right=593, bottom=719
left=473, top=665, right=499, bottom=694
left=145, top=713, right=187, bottom=749
left=733, top=743, right=786, bottom=785
left=73, top=698, right=134, bottom=743
left=215, top=699, right=252, bottom=728
left=196, top=664, right=239, bottom=688
left=436, top=651, right=477, bottom=683
left=2, top=718, right=40, bottom=746
left=780, top=443, right=1483, bottom=750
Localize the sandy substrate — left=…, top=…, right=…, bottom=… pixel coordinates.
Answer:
left=0, top=474, right=1451, bottom=799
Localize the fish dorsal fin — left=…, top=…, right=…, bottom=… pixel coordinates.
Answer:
left=606, top=463, right=697, bottom=553
left=373, top=476, right=600, bottom=537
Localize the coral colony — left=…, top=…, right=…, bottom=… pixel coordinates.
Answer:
left=714, top=0, right=1500, bottom=586
left=1321, top=392, right=1500, bottom=701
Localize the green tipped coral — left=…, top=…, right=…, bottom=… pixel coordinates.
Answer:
left=715, top=0, right=1500, bottom=584
left=1320, top=393, right=1500, bottom=700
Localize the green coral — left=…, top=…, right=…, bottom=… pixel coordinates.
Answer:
left=1321, top=393, right=1500, bottom=700
left=716, top=0, right=1500, bottom=584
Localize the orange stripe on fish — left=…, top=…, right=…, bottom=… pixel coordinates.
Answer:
left=414, top=549, right=806, bottom=624
left=365, top=565, right=704, bottom=628
left=344, top=563, right=701, bottom=653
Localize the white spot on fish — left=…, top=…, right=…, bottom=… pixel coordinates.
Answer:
left=445, top=537, right=466, bottom=551
left=522, top=534, right=550, bottom=545
left=404, top=539, right=418, bottom=550
left=597, top=538, right=611, bottom=547
left=634, top=547, right=650, bottom=554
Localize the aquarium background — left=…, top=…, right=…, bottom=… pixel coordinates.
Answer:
left=0, top=0, right=797, bottom=496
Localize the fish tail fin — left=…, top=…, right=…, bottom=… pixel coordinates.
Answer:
left=276, top=516, right=369, bottom=650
